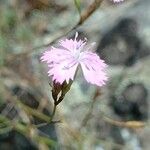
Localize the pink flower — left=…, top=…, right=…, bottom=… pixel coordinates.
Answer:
left=112, top=0, right=124, bottom=3
left=41, top=32, right=108, bottom=86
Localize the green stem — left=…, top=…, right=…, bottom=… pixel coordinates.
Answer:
left=50, top=103, right=57, bottom=122
left=36, top=103, right=58, bottom=128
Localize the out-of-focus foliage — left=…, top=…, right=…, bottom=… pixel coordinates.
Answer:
left=0, top=0, right=150, bottom=150
left=74, top=0, right=81, bottom=14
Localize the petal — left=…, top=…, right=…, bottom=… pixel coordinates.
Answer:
left=80, top=51, right=107, bottom=68
left=59, top=35, right=86, bottom=52
left=40, top=47, right=71, bottom=64
left=48, top=58, right=79, bottom=84
left=59, top=39, right=75, bottom=51
left=80, top=52, right=108, bottom=86
left=112, top=0, right=124, bottom=3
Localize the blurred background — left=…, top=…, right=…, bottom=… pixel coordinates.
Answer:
left=0, top=0, right=150, bottom=149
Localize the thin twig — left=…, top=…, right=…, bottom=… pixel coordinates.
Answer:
left=78, top=0, right=103, bottom=25
left=36, top=120, right=61, bottom=128
left=103, top=116, right=146, bottom=129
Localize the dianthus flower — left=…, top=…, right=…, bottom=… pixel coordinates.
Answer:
left=112, top=0, right=124, bottom=3
left=41, top=33, right=108, bottom=86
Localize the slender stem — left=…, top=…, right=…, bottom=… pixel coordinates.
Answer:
left=50, top=103, right=57, bottom=122
left=36, top=103, right=57, bottom=128
left=16, top=99, right=58, bottom=127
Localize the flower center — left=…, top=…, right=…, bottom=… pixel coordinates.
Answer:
left=74, top=51, right=81, bottom=60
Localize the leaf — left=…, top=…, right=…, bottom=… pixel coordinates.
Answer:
left=74, top=0, right=81, bottom=14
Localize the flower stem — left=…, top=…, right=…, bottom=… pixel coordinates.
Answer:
left=50, top=103, right=57, bottom=122
left=36, top=103, right=57, bottom=128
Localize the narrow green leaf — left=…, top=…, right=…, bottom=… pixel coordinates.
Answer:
left=74, top=0, right=81, bottom=14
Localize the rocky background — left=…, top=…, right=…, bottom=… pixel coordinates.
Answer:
left=0, top=0, right=150, bottom=150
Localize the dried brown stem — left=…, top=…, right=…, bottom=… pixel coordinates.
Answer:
left=79, top=0, right=103, bottom=25
left=104, top=117, right=145, bottom=129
